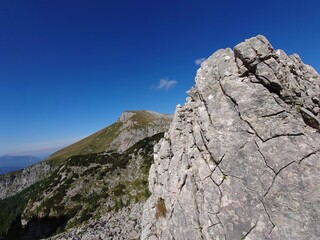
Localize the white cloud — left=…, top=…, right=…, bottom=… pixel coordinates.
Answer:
left=195, top=57, right=206, bottom=65
left=157, top=78, right=177, bottom=90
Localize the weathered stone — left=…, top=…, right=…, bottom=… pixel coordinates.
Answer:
left=142, top=35, right=320, bottom=239
left=300, top=107, right=320, bottom=129
left=48, top=203, right=144, bottom=240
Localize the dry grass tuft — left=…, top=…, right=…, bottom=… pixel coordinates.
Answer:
left=155, top=197, right=167, bottom=219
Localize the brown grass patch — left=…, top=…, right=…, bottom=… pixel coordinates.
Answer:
left=155, top=197, right=167, bottom=219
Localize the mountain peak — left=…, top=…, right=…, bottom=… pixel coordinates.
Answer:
left=119, top=110, right=172, bottom=123
left=119, top=111, right=136, bottom=122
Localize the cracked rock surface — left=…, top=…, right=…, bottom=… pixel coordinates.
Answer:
left=141, top=35, right=320, bottom=240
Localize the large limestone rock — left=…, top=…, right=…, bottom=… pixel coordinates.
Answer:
left=142, top=35, right=320, bottom=240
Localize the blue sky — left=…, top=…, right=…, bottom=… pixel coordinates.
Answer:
left=1, top=0, right=320, bottom=157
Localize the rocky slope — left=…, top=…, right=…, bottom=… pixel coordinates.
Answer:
left=44, top=135, right=163, bottom=240
left=4, top=134, right=162, bottom=240
left=0, top=110, right=172, bottom=239
left=0, top=161, right=53, bottom=199
left=142, top=35, right=320, bottom=239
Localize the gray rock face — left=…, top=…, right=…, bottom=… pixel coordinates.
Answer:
left=142, top=35, right=320, bottom=240
left=0, top=161, right=52, bottom=199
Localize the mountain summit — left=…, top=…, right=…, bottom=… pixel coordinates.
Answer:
left=142, top=35, right=320, bottom=239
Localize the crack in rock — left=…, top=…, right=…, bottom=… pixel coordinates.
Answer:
left=241, top=219, right=258, bottom=240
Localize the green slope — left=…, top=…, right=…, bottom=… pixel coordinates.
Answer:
left=47, top=121, right=123, bottom=165
left=1, top=133, right=164, bottom=239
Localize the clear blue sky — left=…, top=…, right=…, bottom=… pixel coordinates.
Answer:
left=1, top=0, right=320, bottom=157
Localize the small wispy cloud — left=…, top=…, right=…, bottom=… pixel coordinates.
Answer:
left=157, top=78, right=177, bottom=90
left=195, top=57, right=206, bottom=65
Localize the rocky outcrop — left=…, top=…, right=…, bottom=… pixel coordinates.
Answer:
left=0, top=161, right=53, bottom=199
left=142, top=35, right=320, bottom=239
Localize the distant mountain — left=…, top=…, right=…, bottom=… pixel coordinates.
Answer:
left=0, top=155, right=41, bottom=175
left=0, top=110, right=172, bottom=239
left=0, top=110, right=173, bottom=200
left=47, top=110, right=172, bottom=165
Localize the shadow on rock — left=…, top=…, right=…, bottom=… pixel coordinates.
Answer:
left=3, top=215, right=68, bottom=240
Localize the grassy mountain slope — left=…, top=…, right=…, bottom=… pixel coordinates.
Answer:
left=47, top=110, right=171, bottom=165
left=0, top=133, right=163, bottom=239
left=47, top=121, right=123, bottom=165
